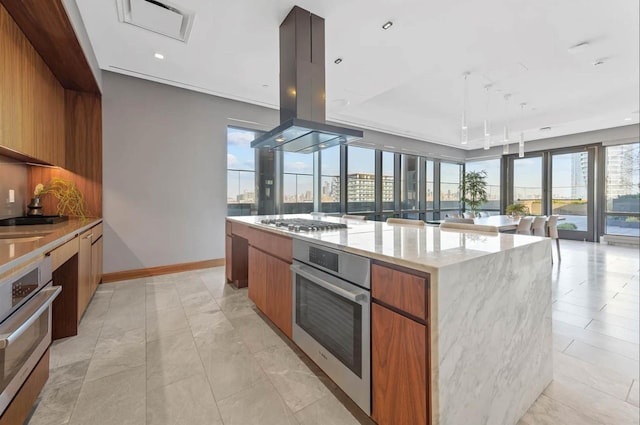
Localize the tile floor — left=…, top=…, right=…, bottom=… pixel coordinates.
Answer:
left=26, top=240, right=639, bottom=425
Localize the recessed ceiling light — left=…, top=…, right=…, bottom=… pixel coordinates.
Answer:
left=624, top=117, right=632, bottom=121
left=262, top=84, right=269, bottom=88
left=539, top=126, right=552, bottom=131
left=382, top=21, right=393, bottom=30
left=334, top=58, right=343, bottom=64
left=593, top=58, right=606, bottom=66
left=154, top=52, right=164, bottom=60
left=275, top=137, right=286, bottom=143
left=567, top=41, right=589, bottom=54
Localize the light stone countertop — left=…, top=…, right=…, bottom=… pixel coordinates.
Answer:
left=0, top=218, right=102, bottom=275
left=227, top=214, right=548, bottom=273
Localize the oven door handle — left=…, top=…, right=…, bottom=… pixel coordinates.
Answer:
left=0, top=286, right=61, bottom=349
left=291, top=264, right=368, bottom=303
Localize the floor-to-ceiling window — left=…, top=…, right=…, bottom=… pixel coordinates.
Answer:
left=465, top=158, right=501, bottom=213
left=440, top=162, right=462, bottom=215
left=227, top=127, right=259, bottom=216
left=283, top=151, right=314, bottom=213
left=511, top=156, right=543, bottom=215
left=400, top=154, right=420, bottom=218
left=381, top=151, right=395, bottom=212
left=604, top=142, right=640, bottom=237
left=347, top=146, right=376, bottom=213
left=320, top=146, right=341, bottom=213
left=425, top=160, right=434, bottom=219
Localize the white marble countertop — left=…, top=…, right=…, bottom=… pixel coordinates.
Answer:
left=0, top=218, right=102, bottom=275
left=227, top=214, right=548, bottom=273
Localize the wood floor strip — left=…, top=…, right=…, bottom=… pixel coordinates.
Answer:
left=102, top=258, right=225, bottom=283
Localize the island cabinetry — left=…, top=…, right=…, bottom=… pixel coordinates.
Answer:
left=371, top=261, right=430, bottom=425
left=246, top=227, right=292, bottom=338
left=225, top=220, right=249, bottom=288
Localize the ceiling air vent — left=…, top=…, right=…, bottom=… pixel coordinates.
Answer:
left=116, top=0, right=195, bottom=42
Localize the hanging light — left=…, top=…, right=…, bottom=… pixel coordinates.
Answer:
left=518, top=102, right=526, bottom=158
left=461, top=72, right=470, bottom=145
left=503, top=94, right=511, bottom=155
left=483, top=85, right=492, bottom=150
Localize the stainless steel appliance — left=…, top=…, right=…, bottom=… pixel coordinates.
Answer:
left=291, top=239, right=371, bottom=414
left=0, top=256, right=61, bottom=416
left=261, top=218, right=347, bottom=233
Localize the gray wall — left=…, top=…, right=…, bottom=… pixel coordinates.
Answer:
left=102, top=71, right=280, bottom=273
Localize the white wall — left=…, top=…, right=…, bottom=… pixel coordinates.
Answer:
left=62, top=0, right=102, bottom=91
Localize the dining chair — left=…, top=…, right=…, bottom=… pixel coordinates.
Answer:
left=440, top=222, right=499, bottom=233
left=480, top=211, right=490, bottom=217
left=463, top=212, right=475, bottom=219
left=515, top=217, right=533, bottom=235
left=386, top=217, right=425, bottom=226
left=445, top=218, right=475, bottom=224
left=342, top=214, right=366, bottom=221
left=445, top=213, right=461, bottom=219
left=547, top=215, right=561, bottom=262
left=531, top=216, right=547, bottom=237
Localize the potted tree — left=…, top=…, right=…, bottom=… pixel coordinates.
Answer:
left=460, top=170, right=488, bottom=216
left=506, top=202, right=529, bottom=218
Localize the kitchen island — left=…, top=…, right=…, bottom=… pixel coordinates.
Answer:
left=226, top=214, right=552, bottom=425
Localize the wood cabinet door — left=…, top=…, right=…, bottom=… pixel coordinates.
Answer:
left=225, top=235, right=233, bottom=283
left=77, top=229, right=92, bottom=319
left=372, top=303, right=427, bottom=425
left=248, top=246, right=267, bottom=312
left=91, top=236, right=103, bottom=290
left=264, top=254, right=292, bottom=339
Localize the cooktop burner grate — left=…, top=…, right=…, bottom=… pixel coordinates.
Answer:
left=260, top=218, right=347, bottom=232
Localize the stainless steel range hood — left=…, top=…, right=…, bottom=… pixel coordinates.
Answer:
left=251, top=6, right=363, bottom=153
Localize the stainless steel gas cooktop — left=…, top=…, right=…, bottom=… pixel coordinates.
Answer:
left=260, top=218, right=347, bottom=232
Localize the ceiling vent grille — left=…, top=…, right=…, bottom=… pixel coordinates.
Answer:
left=116, top=0, right=195, bottom=42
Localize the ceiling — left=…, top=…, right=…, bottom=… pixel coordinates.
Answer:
left=75, top=0, right=639, bottom=150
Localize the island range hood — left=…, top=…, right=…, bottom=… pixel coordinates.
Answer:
left=251, top=6, right=363, bottom=153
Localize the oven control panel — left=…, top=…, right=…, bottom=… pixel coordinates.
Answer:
left=12, top=269, right=39, bottom=307
left=308, top=246, right=339, bottom=273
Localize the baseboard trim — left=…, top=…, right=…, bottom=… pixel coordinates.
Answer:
left=102, top=258, right=225, bottom=283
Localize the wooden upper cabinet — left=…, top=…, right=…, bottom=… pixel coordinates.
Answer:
left=372, top=262, right=428, bottom=321
left=0, top=4, right=65, bottom=166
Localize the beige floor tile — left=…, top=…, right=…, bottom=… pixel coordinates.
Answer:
left=46, top=359, right=90, bottom=389
left=217, top=379, right=297, bottom=425
left=146, top=306, right=189, bottom=341
left=146, top=330, right=205, bottom=391
left=544, top=375, right=640, bottom=424
left=188, top=309, right=234, bottom=340
left=68, top=366, right=146, bottom=425
left=102, top=303, right=146, bottom=333
left=146, top=374, right=222, bottom=425
left=216, top=290, right=255, bottom=319
left=85, top=327, right=146, bottom=382
left=28, top=378, right=83, bottom=425
left=204, top=278, right=243, bottom=300
left=50, top=333, right=99, bottom=369
left=565, top=340, right=640, bottom=379
left=517, top=394, right=603, bottom=425
left=552, top=311, right=593, bottom=328
left=146, top=287, right=182, bottom=311
left=228, top=312, right=288, bottom=354
left=196, top=329, right=266, bottom=400
left=553, top=351, right=633, bottom=401
left=553, top=320, right=640, bottom=360
left=294, top=394, right=361, bottom=425
left=628, top=380, right=639, bottom=408
left=255, top=345, right=329, bottom=412
left=552, top=333, right=573, bottom=352
left=179, top=290, right=220, bottom=316
left=586, top=319, right=640, bottom=344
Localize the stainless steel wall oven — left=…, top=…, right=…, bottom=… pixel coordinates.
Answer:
left=0, top=256, right=60, bottom=416
left=291, top=239, right=371, bottom=414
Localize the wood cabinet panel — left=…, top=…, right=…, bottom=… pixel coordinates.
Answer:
left=49, top=236, right=79, bottom=271
left=372, top=263, right=427, bottom=321
left=248, top=246, right=267, bottom=313
left=226, top=220, right=232, bottom=236
left=372, top=303, right=428, bottom=425
left=264, top=253, right=292, bottom=338
left=77, top=228, right=92, bottom=318
left=225, top=235, right=233, bottom=283
left=0, top=349, right=49, bottom=425
left=247, top=228, right=292, bottom=263
left=232, top=222, right=251, bottom=239
left=91, top=235, right=103, bottom=289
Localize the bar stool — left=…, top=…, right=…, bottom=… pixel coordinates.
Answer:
left=386, top=218, right=425, bottom=226
left=444, top=218, right=475, bottom=224
left=531, top=216, right=547, bottom=237
left=342, top=214, right=366, bottom=221
left=547, top=215, right=561, bottom=262
left=516, top=217, right=533, bottom=235
left=463, top=212, right=475, bottom=219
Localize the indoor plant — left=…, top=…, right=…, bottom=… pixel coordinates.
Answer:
left=36, top=177, right=90, bottom=219
left=459, top=170, right=488, bottom=215
left=506, top=202, right=529, bottom=217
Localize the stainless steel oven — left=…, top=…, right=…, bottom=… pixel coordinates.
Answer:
left=0, top=256, right=60, bottom=416
left=291, top=239, right=371, bottom=414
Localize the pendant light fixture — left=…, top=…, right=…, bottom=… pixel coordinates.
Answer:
left=503, top=94, right=511, bottom=155
left=461, top=72, right=470, bottom=145
left=483, top=85, right=492, bottom=150
left=518, top=102, right=526, bottom=158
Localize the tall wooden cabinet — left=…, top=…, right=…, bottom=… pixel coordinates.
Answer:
left=371, top=261, right=430, bottom=425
